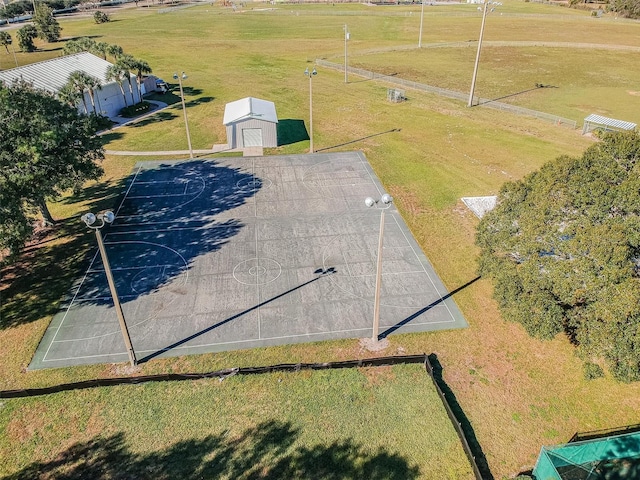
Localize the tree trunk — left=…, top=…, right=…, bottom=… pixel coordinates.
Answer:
left=119, top=83, right=128, bottom=107
left=88, top=90, right=97, bottom=114
left=38, top=199, right=56, bottom=226
left=128, top=78, right=136, bottom=105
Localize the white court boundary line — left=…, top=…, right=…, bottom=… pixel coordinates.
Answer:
left=40, top=154, right=460, bottom=365
left=43, top=317, right=458, bottom=363
left=47, top=240, right=189, bottom=344
left=114, top=165, right=207, bottom=221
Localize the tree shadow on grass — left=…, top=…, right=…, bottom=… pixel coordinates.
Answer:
left=0, top=179, right=129, bottom=330
left=98, top=131, right=124, bottom=144
left=128, top=110, right=178, bottom=128
left=277, top=119, right=309, bottom=146
left=2, top=420, right=420, bottom=479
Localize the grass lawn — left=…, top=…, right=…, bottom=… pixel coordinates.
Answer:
left=2, top=2, right=640, bottom=478
left=1, top=364, right=474, bottom=479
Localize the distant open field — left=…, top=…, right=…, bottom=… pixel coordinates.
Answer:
left=2, top=2, right=640, bottom=478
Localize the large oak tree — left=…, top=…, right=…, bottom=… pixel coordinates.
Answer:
left=476, top=131, right=640, bottom=382
left=0, top=80, right=104, bottom=256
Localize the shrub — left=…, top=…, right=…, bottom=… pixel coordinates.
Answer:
left=583, top=362, right=604, bottom=381
left=119, top=101, right=151, bottom=118
left=94, top=10, right=110, bottom=24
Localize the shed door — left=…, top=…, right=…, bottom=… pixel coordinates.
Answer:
left=243, top=128, right=263, bottom=147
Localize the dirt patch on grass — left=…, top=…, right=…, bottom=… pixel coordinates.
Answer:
left=361, top=365, right=395, bottom=387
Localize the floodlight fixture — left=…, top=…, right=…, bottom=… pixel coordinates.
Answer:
left=82, top=212, right=97, bottom=226
left=102, top=211, right=115, bottom=223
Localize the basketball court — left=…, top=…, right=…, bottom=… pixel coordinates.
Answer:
left=30, top=152, right=467, bottom=369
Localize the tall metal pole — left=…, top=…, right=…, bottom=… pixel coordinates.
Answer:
left=418, top=0, right=425, bottom=48
left=11, top=43, right=19, bottom=67
left=344, top=24, right=349, bottom=83
left=468, top=0, right=489, bottom=108
left=309, top=72, right=314, bottom=154
left=177, top=74, right=194, bottom=158
left=94, top=228, right=137, bottom=367
left=372, top=208, right=385, bottom=341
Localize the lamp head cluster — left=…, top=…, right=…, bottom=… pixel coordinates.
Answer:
left=173, top=72, right=187, bottom=80
left=365, top=194, right=393, bottom=209
left=82, top=211, right=115, bottom=229
left=304, top=67, right=317, bottom=77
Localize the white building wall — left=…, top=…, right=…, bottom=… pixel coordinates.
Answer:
left=78, top=75, right=140, bottom=118
left=230, top=118, right=278, bottom=148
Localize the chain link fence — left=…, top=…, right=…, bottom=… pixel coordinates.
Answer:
left=317, top=59, right=578, bottom=129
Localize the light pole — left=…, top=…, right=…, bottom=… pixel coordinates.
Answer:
left=468, top=1, right=495, bottom=108
left=173, top=71, right=194, bottom=158
left=82, top=211, right=137, bottom=367
left=344, top=25, right=350, bottom=83
left=304, top=67, right=317, bottom=154
left=365, top=193, right=393, bottom=342
left=418, top=0, right=425, bottom=48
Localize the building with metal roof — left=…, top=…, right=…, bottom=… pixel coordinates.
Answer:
left=582, top=114, right=637, bottom=135
left=0, top=52, right=141, bottom=119
left=223, top=97, right=278, bottom=148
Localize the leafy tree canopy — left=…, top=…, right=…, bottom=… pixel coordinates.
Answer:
left=0, top=80, right=104, bottom=256
left=16, top=25, right=37, bottom=52
left=476, top=131, right=640, bottom=382
left=609, top=0, right=640, bottom=18
left=33, top=3, right=61, bottom=43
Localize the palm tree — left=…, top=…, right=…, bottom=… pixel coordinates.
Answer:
left=106, top=44, right=123, bottom=62
left=106, top=63, right=133, bottom=107
left=92, top=41, right=109, bottom=60
left=124, top=56, right=152, bottom=101
left=71, top=71, right=102, bottom=114
left=66, top=71, right=101, bottom=114
left=57, top=83, right=81, bottom=108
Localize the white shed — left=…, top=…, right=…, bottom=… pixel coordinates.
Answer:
left=0, top=52, right=141, bottom=120
left=223, top=97, right=278, bottom=148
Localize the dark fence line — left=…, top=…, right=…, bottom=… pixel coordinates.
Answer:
left=0, top=354, right=426, bottom=399
left=424, top=355, right=488, bottom=480
left=568, top=423, right=640, bottom=443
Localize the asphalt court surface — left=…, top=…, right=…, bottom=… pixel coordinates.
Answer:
left=31, top=152, right=467, bottom=369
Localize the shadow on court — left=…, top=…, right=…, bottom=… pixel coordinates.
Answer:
left=3, top=421, right=419, bottom=480
left=139, top=268, right=337, bottom=363
left=379, top=276, right=480, bottom=340
left=73, top=160, right=260, bottom=307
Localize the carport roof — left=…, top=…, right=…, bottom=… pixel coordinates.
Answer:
left=223, top=97, right=278, bottom=125
left=0, top=52, right=114, bottom=93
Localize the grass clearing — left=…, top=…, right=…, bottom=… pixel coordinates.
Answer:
left=2, top=2, right=640, bottom=478
left=0, top=364, right=472, bottom=479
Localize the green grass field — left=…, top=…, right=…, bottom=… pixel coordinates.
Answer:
left=2, top=1, right=640, bottom=478
left=0, top=365, right=474, bottom=479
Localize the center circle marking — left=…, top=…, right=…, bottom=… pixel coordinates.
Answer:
left=233, top=258, right=282, bottom=285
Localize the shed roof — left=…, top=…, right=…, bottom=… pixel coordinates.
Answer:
left=0, top=52, right=114, bottom=93
left=223, top=97, right=278, bottom=125
left=584, top=114, right=636, bottom=131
